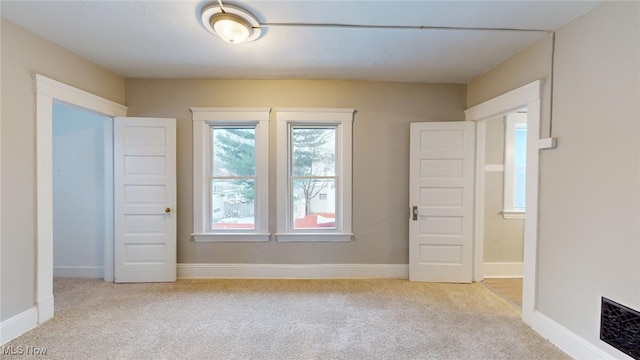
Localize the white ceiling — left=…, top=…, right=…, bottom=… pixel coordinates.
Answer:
left=0, top=0, right=601, bottom=83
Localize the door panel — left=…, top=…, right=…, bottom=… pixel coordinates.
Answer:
left=114, top=117, right=176, bottom=283
left=409, top=121, right=475, bottom=283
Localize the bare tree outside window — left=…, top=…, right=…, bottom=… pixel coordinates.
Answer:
left=291, top=127, right=337, bottom=229
left=211, top=127, right=256, bottom=229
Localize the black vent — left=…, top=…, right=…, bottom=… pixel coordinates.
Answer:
left=601, top=297, right=640, bottom=359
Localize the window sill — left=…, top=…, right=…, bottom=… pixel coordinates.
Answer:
left=275, top=232, right=353, bottom=242
left=192, top=233, right=271, bottom=242
left=501, top=211, right=525, bottom=220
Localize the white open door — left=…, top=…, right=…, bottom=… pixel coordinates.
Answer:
left=114, top=117, right=177, bottom=283
left=409, top=121, right=475, bottom=283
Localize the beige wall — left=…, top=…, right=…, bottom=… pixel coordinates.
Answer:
left=125, top=79, right=466, bottom=264
left=483, top=116, right=523, bottom=264
left=0, top=19, right=124, bottom=321
left=537, top=1, right=640, bottom=352
left=467, top=35, right=553, bottom=138
left=484, top=116, right=505, bottom=165
left=468, top=1, right=639, bottom=356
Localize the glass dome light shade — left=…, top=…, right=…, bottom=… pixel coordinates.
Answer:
left=211, top=13, right=253, bottom=44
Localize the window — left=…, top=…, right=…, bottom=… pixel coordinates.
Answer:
left=503, top=111, right=527, bottom=219
left=191, top=108, right=270, bottom=241
left=211, top=127, right=256, bottom=229
left=275, top=108, right=354, bottom=241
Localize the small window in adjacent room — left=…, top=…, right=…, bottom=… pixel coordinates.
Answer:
left=191, top=108, right=270, bottom=241
left=275, top=108, right=354, bottom=242
left=503, top=111, right=527, bottom=219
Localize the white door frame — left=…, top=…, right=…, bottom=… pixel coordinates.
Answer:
left=464, top=80, right=542, bottom=324
left=35, top=74, right=127, bottom=323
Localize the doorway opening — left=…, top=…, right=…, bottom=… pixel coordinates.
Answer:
left=465, top=80, right=542, bottom=325
left=479, top=109, right=527, bottom=309
left=52, top=102, right=113, bottom=280
left=35, top=74, right=127, bottom=324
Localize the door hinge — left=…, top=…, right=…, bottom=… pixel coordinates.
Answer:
left=412, top=206, right=418, bottom=221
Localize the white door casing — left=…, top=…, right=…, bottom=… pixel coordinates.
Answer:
left=409, top=121, right=476, bottom=283
left=465, top=80, right=543, bottom=325
left=114, top=117, right=177, bottom=283
left=36, top=75, right=127, bottom=326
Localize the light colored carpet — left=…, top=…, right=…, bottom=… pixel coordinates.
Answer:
left=6, top=278, right=569, bottom=359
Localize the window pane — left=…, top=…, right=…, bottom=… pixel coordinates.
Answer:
left=212, top=127, right=255, bottom=177
left=211, top=179, right=255, bottom=229
left=292, top=179, right=336, bottom=229
left=513, top=126, right=527, bottom=209
left=292, top=127, right=336, bottom=176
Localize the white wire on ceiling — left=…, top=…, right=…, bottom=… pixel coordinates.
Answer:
left=214, top=0, right=553, bottom=34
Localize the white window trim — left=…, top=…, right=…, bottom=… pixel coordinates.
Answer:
left=503, top=111, right=527, bottom=219
left=502, top=210, right=525, bottom=220
left=191, top=107, right=271, bottom=242
left=275, top=108, right=354, bottom=242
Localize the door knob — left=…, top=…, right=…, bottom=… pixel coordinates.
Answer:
left=165, top=207, right=171, bottom=213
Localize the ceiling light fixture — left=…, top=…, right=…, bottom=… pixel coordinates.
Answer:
left=201, top=1, right=261, bottom=44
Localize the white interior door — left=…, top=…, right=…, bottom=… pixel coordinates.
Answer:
left=409, top=121, right=475, bottom=283
left=114, top=117, right=177, bottom=283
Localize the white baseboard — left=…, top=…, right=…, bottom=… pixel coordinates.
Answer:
left=527, top=310, right=624, bottom=360
left=0, top=307, right=38, bottom=345
left=53, top=266, right=103, bottom=278
left=178, top=263, right=409, bottom=279
left=37, top=295, right=54, bottom=324
left=483, top=262, right=523, bottom=278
